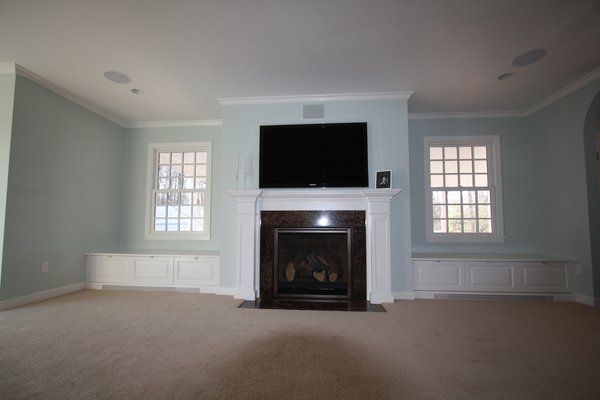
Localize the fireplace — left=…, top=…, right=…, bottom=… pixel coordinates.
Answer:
left=275, top=228, right=351, bottom=298
left=260, top=211, right=366, bottom=305
left=228, top=189, right=399, bottom=306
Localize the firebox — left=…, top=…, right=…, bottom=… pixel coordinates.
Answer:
left=274, top=229, right=351, bottom=299
left=260, top=211, right=366, bottom=304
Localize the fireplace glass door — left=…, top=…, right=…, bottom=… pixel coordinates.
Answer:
left=274, top=229, right=351, bottom=299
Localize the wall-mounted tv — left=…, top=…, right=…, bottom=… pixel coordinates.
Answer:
left=259, top=122, right=368, bottom=188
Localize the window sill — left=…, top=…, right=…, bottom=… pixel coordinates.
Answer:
left=144, top=233, right=211, bottom=241
left=426, top=234, right=505, bottom=244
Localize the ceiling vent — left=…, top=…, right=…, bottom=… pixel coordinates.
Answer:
left=303, top=104, right=324, bottom=119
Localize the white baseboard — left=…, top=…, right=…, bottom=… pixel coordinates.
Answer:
left=215, top=287, right=236, bottom=296
left=0, top=282, right=86, bottom=311
left=393, top=290, right=584, bottom=303
left=86, top=282, right=237, bottom=297
left=392, top=291, right=416, bottom=300
left=575, top=294, right=600, bottom=307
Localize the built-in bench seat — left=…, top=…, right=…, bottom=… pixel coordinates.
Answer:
left=86, top=250, right=224, bottom=293
left=412, top=253, right=573, bottom=297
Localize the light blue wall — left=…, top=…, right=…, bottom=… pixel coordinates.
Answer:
left=408, top=117, right=535, bottom=253
left=583, top=92, right=600, bottom=298
left=0, top=76, right=124, bottom=301
left=527, top=78, right=600, bottom=297
left=119, top=126, right=221, bottom=252
left=0, top=70, right=16, bottom=286
left=219, top=100, right=413, bottom=291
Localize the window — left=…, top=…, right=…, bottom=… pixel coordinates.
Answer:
left=146, top=142, right=212, bottom=240
left=424, top=136, right=503, bottom=242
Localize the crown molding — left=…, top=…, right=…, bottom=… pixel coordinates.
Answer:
left=13, top=63, right=128, bottom=127
left=127, top=119, right=223, bottom=129
left=408, top=110, right=526, bottom=120
left=217, top=91, right=414, bottom=106
left=524, top=66, right=600, bottom=116
left=408, top=66, right=600, bottom=120
left=0, top=62, right=16, bottom=74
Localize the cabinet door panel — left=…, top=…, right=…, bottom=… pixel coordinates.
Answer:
left=523, top=266, right=568, bottom=291
left=174, top=257, right=219, bottom=286
left=91, top=257, right=130, bottom=283
left=466, top=263, right=515, bottom=291
left=414, top=261, right=463, bottom=290
left=133, top=257, right=173, bottom=285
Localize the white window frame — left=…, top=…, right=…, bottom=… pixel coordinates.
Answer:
left=145, top=142, right=212, bottom=240
left=424, top=135, right=504, bottom=243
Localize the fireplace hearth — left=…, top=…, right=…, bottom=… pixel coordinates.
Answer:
left=260, top=210, right=367, bottom=309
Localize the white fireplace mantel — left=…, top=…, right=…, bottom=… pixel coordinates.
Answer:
left=227, top=188, right=400, bottom=303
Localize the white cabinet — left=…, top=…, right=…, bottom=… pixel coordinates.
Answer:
left=414, top=261, right=463, bottom=290
left=413, top=257, right=571, bottom=294
left=87, top=253, right=219, bottom=288
left=465, top=262, right=517, bottom=292
left=132, top=257, right=173, bottom=285
left=89, top=256, right=131, bottom=283
left=174, top=257, right=219, bottom=286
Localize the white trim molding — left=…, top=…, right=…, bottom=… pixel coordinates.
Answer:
left=408, top=66, right=600, bottom=120
left=227, top=190, right=263, bottom=300
left=409, top=111, right=527, bottom=120
left=14, top=64, right=128, bottom=127
left=218, top=91, right=414, bottom=106
left=424, top=135, right=504, bottom=243
left=0, top=282, right=86, bottom=311
left=392, top=291, right=416, bottom=300
left=575, top=294, right=600, bottom=307
left=144, top=142, right=213, bottom=241
left=0, top=62, right=16, bottom=74
left=128, top=120, right=223, bottom=129
left=524, top=66, right=600, bottom=116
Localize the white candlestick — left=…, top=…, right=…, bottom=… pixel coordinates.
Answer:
left=243, top=156, right=248, bottom=176
left=235, top=154, right=240, bottom=177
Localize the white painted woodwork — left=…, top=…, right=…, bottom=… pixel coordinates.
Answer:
left=523, top=266, right=568, bottom=290
left=174, top=257, right=219, bottom=286
left=467, top=264, right=515, bottom=291
left=227, top=190, right=262, bottom=300
left=414, top=261, right=463, bottom=290
left=413, top=256, right=572, bottom=294
left=228, top=188, right=400, bottom=303
left=89, top=256, right=131, bottom=283
left=86, top=252, right=220, bottom=288
left=132, top=257, right=173, bottom=285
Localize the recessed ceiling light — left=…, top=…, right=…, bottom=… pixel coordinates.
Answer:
left=497, top=73, right=514, bottom=81
left=511, top=49, right=547, bottom=67
left=131, top=89, right=144, bottom=95
left=103, top=71, right=131, bottom=84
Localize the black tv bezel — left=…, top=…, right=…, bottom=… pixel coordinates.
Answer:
left=259, top=122, right=369, bottom=189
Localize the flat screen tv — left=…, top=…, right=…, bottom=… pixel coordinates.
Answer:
left=259, top=122, right=368, bottom=188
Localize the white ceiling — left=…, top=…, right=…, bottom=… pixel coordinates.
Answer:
left=1, top=0, right=599, bottom=126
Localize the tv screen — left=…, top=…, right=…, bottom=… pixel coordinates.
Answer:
left=259, top=123, right=368, bottom=188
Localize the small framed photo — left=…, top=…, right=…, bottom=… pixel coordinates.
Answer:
left=376, top=170, right=392, bottom=189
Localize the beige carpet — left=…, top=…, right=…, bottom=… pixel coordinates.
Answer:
left=1, top=290, right=599, bottom=399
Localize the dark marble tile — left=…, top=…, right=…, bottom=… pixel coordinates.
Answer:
left=238, top=299, right=386, bottom=312
left=260, top=211, right=367, bottom=303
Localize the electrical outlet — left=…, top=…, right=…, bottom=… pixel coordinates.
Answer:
left=575, top=264, right=583, bottom=275
left=41, top=261, right=49, bottom=273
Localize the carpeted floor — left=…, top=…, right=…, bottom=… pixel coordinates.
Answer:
left=1, top=290, right=599, bottom=399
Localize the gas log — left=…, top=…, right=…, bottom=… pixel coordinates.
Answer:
left=284, top=253, right=339, bottom=283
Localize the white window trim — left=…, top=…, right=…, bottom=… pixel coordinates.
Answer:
left=144, top=142, right=212, bottom=241
left=424, top=135, right=504, bottom=243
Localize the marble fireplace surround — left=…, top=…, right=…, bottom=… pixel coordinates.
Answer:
left=227, top=188, right=400, bottom=304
